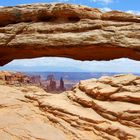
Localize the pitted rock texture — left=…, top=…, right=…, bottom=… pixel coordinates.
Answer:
left=0, top=73, right=140, bottom=140
left=0, top=3, right=140, bottom=65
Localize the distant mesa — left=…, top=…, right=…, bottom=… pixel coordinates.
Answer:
left=0, top=71, right=66, bottom=93
left=45, top=75, right=66, bottom=93
left=0, top=71, right=31, bottom=85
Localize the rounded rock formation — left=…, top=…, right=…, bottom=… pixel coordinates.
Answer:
left=1, top=74, right=140, bottom=139
left=0, top=3, right=140, bottom=65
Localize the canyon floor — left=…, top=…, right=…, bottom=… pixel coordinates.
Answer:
left=0, top=74, right=140, bottom=140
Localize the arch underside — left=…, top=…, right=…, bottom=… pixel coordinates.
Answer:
left=0, top=3, right=140, bottom=65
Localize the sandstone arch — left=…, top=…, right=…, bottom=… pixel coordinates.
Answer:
left=0, top=3, right=140, bottom=66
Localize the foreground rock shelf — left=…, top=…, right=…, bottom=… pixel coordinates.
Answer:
left=0, top=3, right=140, bottom=65
left=0, top=74, right=140, bottom=140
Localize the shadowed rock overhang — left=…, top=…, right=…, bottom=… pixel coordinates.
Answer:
left=0, top=3, right=140, bottom=66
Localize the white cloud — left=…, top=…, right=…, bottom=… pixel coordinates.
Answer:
left=2, top=57, right=140, bottom=73
left=100, top=7, right=112, bottom=12
left=57, top=0, right=71, bottom=2
left=7, top=57, right=82, bottom=67
left=90, top=0, right=113, bottom=4
left=126, top=10, right=140, bottom=15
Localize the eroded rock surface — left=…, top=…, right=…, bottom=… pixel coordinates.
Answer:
left=0, top=73, right=140, bottom=140
left=0, top=71, right=31, bottom=85
left=0, top=3, right=140, bottom=65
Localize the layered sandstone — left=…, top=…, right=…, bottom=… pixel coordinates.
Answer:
left=0, top=71, right=31, bottom=85
left=0, top=73, right=140, bottom=140
left=0, top=3, right=140, bottom=65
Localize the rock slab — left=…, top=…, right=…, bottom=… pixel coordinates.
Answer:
left=0, top=3, right=140, bottom=65
left=0, top=73, right=140, bottom=140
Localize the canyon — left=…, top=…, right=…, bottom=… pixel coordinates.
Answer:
left=0, top=71, right=66, bottom=92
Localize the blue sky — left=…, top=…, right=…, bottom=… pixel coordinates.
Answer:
left=0, top=0, right=140, bottom=72
left=0, top=0, right=140, bottom=13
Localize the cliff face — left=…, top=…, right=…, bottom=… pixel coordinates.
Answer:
left=0, top=71, right=30, bottom=85
left=0, top=3, right=140, bottom=65
left=0, top=74, right=140, bottom=140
